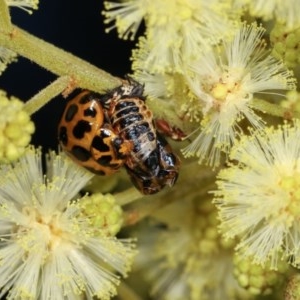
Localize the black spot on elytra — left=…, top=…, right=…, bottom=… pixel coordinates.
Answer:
left=65, top=104, right=78, bottom=122
left=73, top=120, right=91, bottom=139
left=79, top=93, right=94, bottom=104
left=92, top=136, right=110, bottom=152
left=71, top=146, right=91, bottom=161
left=97, top=155, right=113, bottom=166
left=58, top=126, right=68, bottom=145
left=84, top=107, right=97, bottom=118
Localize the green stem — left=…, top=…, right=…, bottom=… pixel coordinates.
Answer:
left=0, top=25, right=120, bottom=92
left=114, top=187, right=144, bottom=206
left=0, top=0, right=11, bottom=30
left=122, top=193, right=174, bottom=226
left=252, top=98, right=300, bottom=119
left=24, top=76, right=70, bottom=115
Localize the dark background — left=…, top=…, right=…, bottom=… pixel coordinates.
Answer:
left=0, top=0, right=139, bottom=151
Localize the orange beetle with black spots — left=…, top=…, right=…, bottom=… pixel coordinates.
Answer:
left=58, top=90, right=132, bottom=175
left=58, top=78, right=180, bottom=194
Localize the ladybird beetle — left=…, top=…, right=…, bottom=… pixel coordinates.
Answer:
left=58, top=90, right=132, bottom=175
left=58, top=77, right=180, bottom=194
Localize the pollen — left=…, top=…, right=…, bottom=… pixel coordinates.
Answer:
left=16, top=206, right=74, bottom=259
left=178, top=6, right=193, bottom=20
left=211, top=83, right=230, bottom=101
left=278, top=174, right=300, bottom=217
left=147, top=0, right=193, bottom=26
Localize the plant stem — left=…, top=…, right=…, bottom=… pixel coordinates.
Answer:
left=252, top=98, right=300, bottom=119
left=114, top=187, right=144, bottom=206
left=122, top=191, right=178, bottom=226
left=0, top=25, right=120, bottom=92
left=0, top=0, right=11, bottom=30
left=24, top=76, right=70, bottom=115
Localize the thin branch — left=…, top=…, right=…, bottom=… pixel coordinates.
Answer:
left=114, top=187, right=144, bottom=206
left=252, top=98, right=300, bottom=119
left=24, top=76, right=70, bottom=115
left=0, top=25, right=120, bottom=93
left=0, top=0, right=12, bottom=30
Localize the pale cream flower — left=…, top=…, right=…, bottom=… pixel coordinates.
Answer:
left=103, top=0, right=145, bottom=40
left=0, top=147, right=136, bottom=299
left=234, top=0, right=300, bottom=30
left=104, top=0, right=237, bottom=73
left=214, top=120, right=300, bottom=269
left=181, top=23, right=296, bottom=168
left=133, top=198, right=251, bottom=300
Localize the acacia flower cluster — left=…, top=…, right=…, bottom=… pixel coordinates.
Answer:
left=133, top=197, right=253, bottom=300
left=0, top=90, right=35, bottom=163
left=0, top=0, right=39, bottom=73
left=102, top=2, right=300, bottom=296
left=78, top=192, right=124, bottom=237
left=214, top=119, right=300, bottom=269
left=270, top=23, right=300, bottom=68
left=103, top=0, right=237, bottom=73
left=0, top=147, right=136, bottom=299
left=233, top=0, right=300, bottom=30
left=181, top=23, right=296, bottom=167
left=1, top=0, right=300, bottom=298
left=103, top=1, right=297, bottom=168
